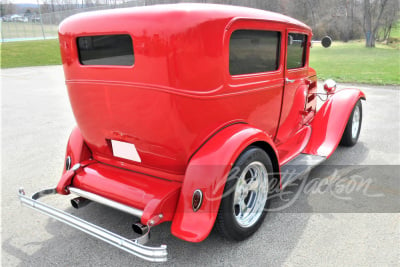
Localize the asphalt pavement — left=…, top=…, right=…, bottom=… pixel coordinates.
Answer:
left=1, top=66, right=399, bottom=266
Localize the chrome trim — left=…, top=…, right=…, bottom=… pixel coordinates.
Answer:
left=72, top=163, right=81, bottom=171
left=17, top=187, right=167, bottom=262
left=68, top=187, right=143, bottom=218
left=285, top=78, right=295, bottom=84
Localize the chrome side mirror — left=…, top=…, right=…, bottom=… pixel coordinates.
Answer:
left=323, top=79, right=337, bottom=93
left=321, top=36, right=332, bottom=48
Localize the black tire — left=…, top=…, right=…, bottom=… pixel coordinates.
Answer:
left=340, top=100, right=362, bottom=147
left=215, top=146, right=273, bottom=241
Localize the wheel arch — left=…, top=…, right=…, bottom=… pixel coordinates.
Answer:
left=304, top=88, right=366, bottom=158
left=170, top=123, right=279, bottom=242
left=251, top=141, right=280, bottom=189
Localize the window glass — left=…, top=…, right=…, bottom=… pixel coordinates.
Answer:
left=77, top=34, right=134, bottom=66
left=287, top=33, right=307, bottom=69
left=229, top=30, right=280, bottom=75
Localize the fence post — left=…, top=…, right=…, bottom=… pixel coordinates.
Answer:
left=0, top=21, right=3, bottom=42
left=37, top=0, right=46, bottom=39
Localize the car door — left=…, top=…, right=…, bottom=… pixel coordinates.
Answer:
left=275, top=30, right=310, bottom=154
left=225, top=19, right=286, bottom=140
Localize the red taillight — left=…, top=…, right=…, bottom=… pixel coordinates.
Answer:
left=192, top=190, right=203, bottom=212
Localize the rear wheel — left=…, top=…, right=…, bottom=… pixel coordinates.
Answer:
left=215, top=146, right=273, bottom=241
left=340, top=100, right=362, bottom=147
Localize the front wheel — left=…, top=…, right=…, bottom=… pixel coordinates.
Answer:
left=340, top=100, right=362, bottom=147
left=215, top=146, right=273, bottom=241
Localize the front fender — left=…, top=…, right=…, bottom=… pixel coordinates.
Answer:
left=171, top=123, right=278, bottom=242
left=304, top=88, right=366, bottom=157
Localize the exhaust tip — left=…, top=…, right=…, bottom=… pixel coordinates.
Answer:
left=71, top=197, right=90, bottom=209
left=132, top=222, right=148, bottom=235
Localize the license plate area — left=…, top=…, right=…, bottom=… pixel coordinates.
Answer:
left=111, top=140, right=141, bottom=162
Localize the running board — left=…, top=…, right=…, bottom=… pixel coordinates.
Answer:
left=18, top=187, right=167, bottom=262
left=280, top=154, right=326, bottom=189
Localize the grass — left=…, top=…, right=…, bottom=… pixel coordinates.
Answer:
left=391, top=21, right=400, bottom=39
left=376, top=20, right=400, bottom=49
left=1, top=39, right=61, bottom=68
left=310, top=41, right=400, bottom=85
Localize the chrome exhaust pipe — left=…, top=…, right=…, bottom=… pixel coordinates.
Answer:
left=71, top=197, right=91, bottom=209
left=132, top=222, right=149, bottom=235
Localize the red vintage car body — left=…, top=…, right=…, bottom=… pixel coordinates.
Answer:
left=20, top=3, right=365, bottom=261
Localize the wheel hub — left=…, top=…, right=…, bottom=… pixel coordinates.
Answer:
left=233, top=161, right=268, bottom=228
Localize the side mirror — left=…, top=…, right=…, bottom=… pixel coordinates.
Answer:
left=321, top=36, right=332, bottom=48
left=323, top=79, right=337, bottom=93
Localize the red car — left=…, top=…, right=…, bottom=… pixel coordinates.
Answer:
left=19, top=4, right=365, bottom=262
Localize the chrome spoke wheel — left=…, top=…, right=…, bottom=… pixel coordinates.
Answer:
left=233, top=161, right=269, bottom=228
left=352, top=105, right=360, bottom=139
left=216, top=147, right=273, bottom=240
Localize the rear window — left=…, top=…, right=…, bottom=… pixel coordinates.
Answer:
left=77, top=34, right=134, bottom=66
left=229, top=30, right=280, bottom=75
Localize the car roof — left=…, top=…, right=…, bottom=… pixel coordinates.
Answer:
left=59, top=3, right=311, bottom=34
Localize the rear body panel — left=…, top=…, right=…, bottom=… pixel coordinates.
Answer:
left=58, top=5, right=306, bottom=175
left=65, top=82, right=283, bottom=175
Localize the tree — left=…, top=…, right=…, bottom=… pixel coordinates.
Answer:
left=378, top=0, right=399, bottom=42
left=0, top=0, right=15, bottom=17
left=24, top=9, right=32, bottom=17
left=363, top=0, right=389, bottom=47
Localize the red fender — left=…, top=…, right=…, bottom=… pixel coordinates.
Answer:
left=303, top=88, right=366, bottom=157
left=56, top=127, right=92, bottom=194
left=170, top=123, right=278, bottom=242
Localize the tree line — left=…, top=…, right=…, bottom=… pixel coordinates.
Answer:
left=1, top=0, right=398, bottom=47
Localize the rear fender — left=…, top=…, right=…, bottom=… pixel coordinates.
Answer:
left=303, top=88, right=366, bottom=157
left=171, top=123, right=278, bottom=242
left=57, top=127, right=92, bottom=194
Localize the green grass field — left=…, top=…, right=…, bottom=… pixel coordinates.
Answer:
left=1, top=38, right=399, bottom=85
left=1, top=39, right=61, bottom=68
left=390, top=21, right=400, bottom=38
left=310, top=41, right=399, bottom=85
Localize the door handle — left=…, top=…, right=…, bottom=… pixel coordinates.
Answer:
left=285, top=78, right=295, bottom=84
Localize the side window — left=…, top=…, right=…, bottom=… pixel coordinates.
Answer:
left=287, top=33, right=307, bottom=69
left=229, top=30, right=280, bottom=75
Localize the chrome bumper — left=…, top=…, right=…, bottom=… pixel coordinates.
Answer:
left=18, top=187, right=167, bottom=262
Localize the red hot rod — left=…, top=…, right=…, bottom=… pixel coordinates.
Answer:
left=18, top=4, right=365, bottom=262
